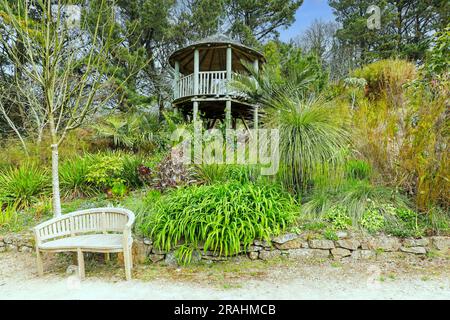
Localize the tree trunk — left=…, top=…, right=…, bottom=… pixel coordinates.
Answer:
left=51, top=143, right=62, bottom=217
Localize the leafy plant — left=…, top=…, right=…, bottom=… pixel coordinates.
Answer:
left=360, top=207, right=385, bottom=233
left=353, top=59, right=416, bottom=101
left=302, top=179, right=410, bottom=226
left=152, top=149, right=195, bottom=191
left=92, top=111, right=169, bottom=152
left=139, top=182, right=298, bottom=263
left=193, top=164, right=260, bottom=185
left=0, top=163, right=50, bottom=208
left=121, top=154, right=144, bottom=188
left=0, top=201, right=18, bottom=228
left=345, top=159, right=372, bottom=180
left=325, top=205, right=352, bottom=230
left=59, top=155, right=98, bottom=199
left=270, top=95, right=349, bottom=194
left=174, top=244, right=197, bottom=266
left=111, top=182, right=127, bottom=198
left=86, top=153, right=125, bottom=190
left=323, top=228, right=338, bottom=241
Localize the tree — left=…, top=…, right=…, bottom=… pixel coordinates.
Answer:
left=262, top=40, right=328, bottom=93
left=225, top=0, right=303, bottom=46
left=0, top=0, right=134, bottom=217
left=329, top=0, right=449, bottom=63
left=298, top=19, right=338, bottom=61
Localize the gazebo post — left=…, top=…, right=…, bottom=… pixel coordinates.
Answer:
left=174, top=60, right=180, bottom=99
left=193, top=101, right=199, bottom=122
left=226, top=45, right=232, bottom=128
left=193, top=48, right=200, bottom=122
left=253, top=59, right=259, bottom=74
left=225, top=100, right=231, bottom=129
left=226, top=45, right=232, bottom=90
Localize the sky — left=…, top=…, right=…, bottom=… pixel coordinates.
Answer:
left=279, top=0, right=335, bottom=42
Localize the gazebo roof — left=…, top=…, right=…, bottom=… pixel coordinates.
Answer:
left=169, top=34, right=265, bottom=74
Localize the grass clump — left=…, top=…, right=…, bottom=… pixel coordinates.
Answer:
left=0, top=163, right=50, bottom=208
left=139, top=182, right=299, bottom=263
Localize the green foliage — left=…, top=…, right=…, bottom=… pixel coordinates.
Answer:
left=86, top=154, right=125, bottom=190
left=193, top=164, right=261, bottom=185
left=122, top=154, right=144, bottom=188
left=111, top=182, right=127, bottom=198
left=263, top=41, right=328, bottom=93
left=330, top=0, right=448, bottom=62
left=59, top=155, right=98, bottom=199
left=323, top=228, right=338, bottom=241
left=0, top=163, right=50, bottom=208
left=348, top=59, right=448, bottom=209
left=353, top=59, right=416, bottom=100
left=302, top=179, right=410, bottom=225
left=325, top=206, right=352, bottom=230
left=139, top=182, right=299, bottom=263
left=345, top=159, right=372, bottom=181
left=271, top=95, right=349, bottom=194
left=92, top=111, right=167, bottom=152
left=360, top=206, right=385, bottom=233
left=60, top=152, right=145, bottom=198
left=0, top=201, right=18, bottom=229
left=425, top=26, right=450, bottom=77
left=174, top=244, right=197, bottom=266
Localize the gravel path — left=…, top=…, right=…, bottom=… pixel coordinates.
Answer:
left=1, top=252, right=449, bottom=300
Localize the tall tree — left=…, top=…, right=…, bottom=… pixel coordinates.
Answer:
left=0, top=0, right=133, bottom=216
left=225, top=0, right=303, bottom=46
left=329, top=0, right=449, bottom=63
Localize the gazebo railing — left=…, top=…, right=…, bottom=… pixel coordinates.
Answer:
left=176, top=73, right=195, bottom=99
left=199, top=71, right=228, bottom=96
left=175, top=71, right=231, bottom=100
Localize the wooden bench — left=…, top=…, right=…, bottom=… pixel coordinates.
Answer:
left=34, top=208, right=135, bottom=280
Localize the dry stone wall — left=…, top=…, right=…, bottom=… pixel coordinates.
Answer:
left=2, top=231, right=449, bottom=266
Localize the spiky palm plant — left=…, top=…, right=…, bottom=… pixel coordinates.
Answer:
left=232, top=64, right=350, bottom=194
left=92, top=111, right=165, bottom=151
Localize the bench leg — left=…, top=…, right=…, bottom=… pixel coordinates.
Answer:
left=36, top=248, right=44, bottom=276
left=123, top=247, right=132, bottom=281
left=77, top=249, right=85, bottom=279
left=104, top=253, right=110, bottom=263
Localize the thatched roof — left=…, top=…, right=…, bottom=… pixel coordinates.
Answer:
left=169, top=34, right=265, bottom=74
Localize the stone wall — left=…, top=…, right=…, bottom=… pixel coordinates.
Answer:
left=133, top=232, right=450, bottom=265
left=2, top=231, right=449, bottom=266
left=0, top=233, right=34, bottom=253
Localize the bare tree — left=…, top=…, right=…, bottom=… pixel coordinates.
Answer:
left=296, top=19, right=357, bottom=79
left=297, top=19, right=337, bottom=61
left=0, top=0, right=136, bottom=217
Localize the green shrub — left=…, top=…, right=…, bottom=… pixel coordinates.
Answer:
left=193, top=164, right=260, bottom=184
left=323, top=228, right=338, bottom=241
left=60, top=155, right=98, bottom=199
left=360, top=206, right=385, bottom=233
left=0, top=201, right=18, bottom=229
left=345, top=159, right=372, bottom=180
left=303, top=179, right=409, bottom=224
left=353, top=59, right=416, bottom=99
left=0, top=163, right=50, bottom=208
left=139, top=182, right=298, bottom=262
left=427, top=207, right=450, bottom=236
left=272, top=95, right=349, bottom=194
left=86, top=153, right=125, bottom=190
left=122, top=154, right=144, bottom=188
left=325, top=206, right=352, bottom=230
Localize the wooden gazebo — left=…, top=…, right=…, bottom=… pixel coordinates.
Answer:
left=169, top=34, right=265, bottom=129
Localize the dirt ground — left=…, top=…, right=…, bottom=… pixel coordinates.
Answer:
left=0, top=251, right=449, bottom=300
